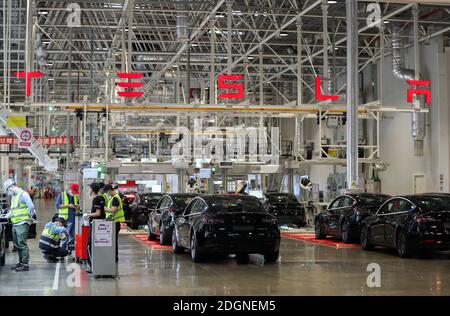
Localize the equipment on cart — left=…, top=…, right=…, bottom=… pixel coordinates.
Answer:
left=90, top=219, right=117, bottom=278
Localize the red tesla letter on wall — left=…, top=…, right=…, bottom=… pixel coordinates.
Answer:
left=315, top=76, right=339, bottom=101
left=116, top=72, right=144, bottom=98
left=407, top=79, right=431, bottom=106
left=217, top=74, right=244, bottom=99
left=14, top=72, right=43, bottom=97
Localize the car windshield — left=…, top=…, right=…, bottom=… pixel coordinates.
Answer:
left=209, top=196, right=266, bottom=213
left=265, top=194, right=298, bottom=203
left=416, top=197, right=450, bottom=212
left=358, top=195, right=389, bottom=206
left=141, top=194, right=162, bottom=205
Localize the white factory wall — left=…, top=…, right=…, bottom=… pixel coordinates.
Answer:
left=377, top=36, right=450, bottom=195
left=295, top=34, right=450, bottom=198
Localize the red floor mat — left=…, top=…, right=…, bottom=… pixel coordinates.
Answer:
left=133, top=234, right=173, bottom=250
left=281, top=232, right=360, bottom=248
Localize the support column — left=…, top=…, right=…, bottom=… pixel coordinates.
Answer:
left=66, top=28, right=73, bottom=170
left=296, top=17, right=303, bottom=107
left=209, top=19, right=216, bottom=104
left=223, top=169, right=228, bottom=194
left=322, top=0, right=329, bottom=95
left=259, top=45, right=264, bottom=106
left=346, top=0, right=359, bottom=189
left=288, top=169, right=294, bottom=194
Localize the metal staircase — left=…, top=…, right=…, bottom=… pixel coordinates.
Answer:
left=267, top=173, right=286, bottom=192
left=0, top=107, right=57, bottom=172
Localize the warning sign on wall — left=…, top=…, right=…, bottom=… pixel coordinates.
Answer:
left=18, top=129, right=33, bottom=149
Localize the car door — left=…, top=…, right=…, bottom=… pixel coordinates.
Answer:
left=334, top=196, right=355, bottom=236
left=371, top=199, right=398, bottom=245
left=154, top=196, right=168, bottom=230
left=384, top=199, right=415, bottom=247
left=151, top=197, right=165, bottom=233
left=178, top=200, right=198, bottom=247
left=326, top=196, right=349, bottom=236
left=321, top=196, right=343, bottom=234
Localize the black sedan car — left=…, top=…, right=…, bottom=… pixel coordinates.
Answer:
left=120, top=190, right=137, bottom=223
left=127, top=193, right=162, bottom=229
left=361, top=194, right=450, bottom=257
left=315, top=193, right=390, bottom=243
left=263, top=193, right=305, bottom=227
left=148, top=193, right=199, bottom=244
left=172, top=195, right=280, bottom=263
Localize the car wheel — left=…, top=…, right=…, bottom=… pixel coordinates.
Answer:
left=315, top=219, right=325, bottom=239
left=396, top=230, right=413, bottom=258
left=341, top=220, right=352, bottom=243
left=360, top=225, right=374, bottom=251
left=147, top=218, right=157, bottom=241
left=190, top=232, right=203, bottom=263
left=263, top=251, right=279, bottom=263
left=172, top=229, right=184, bottom=254
left=236, top=253, right=249, bottom=264
left=160, top=223, right=171, bottom=245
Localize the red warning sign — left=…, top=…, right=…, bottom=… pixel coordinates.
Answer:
left=18, top=129, right=33, bottom=149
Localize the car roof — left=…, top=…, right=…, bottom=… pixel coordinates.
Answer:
left=346, top=193, right=390, bottom=198
left=166, top=193, right=199, bottom=198
left=398, top=194, right=450, bottom=203
left=200, top=194, right=259, bottom=204
left=139, top=192, right=163, bottom=196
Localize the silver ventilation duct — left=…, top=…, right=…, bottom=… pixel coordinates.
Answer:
left=176, top=0, right=188, bottom=41
left=391, top=27, right=426, bottom=156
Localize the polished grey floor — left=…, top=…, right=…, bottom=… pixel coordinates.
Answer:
left=1, top=198, right=450, bottom=296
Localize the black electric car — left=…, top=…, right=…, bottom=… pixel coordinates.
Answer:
left=262, top=193, right=306, bottom=227
left=361, top=194, right=450, bottom=257
left=127, top=193, right=162, bottom=229
left=120, top=190, right=137, bottom=223
left=315, top=193, right=390, bottom=243
left=148, top=193, right=199, bottom=244
left=172, top=195, right=280, bottom=263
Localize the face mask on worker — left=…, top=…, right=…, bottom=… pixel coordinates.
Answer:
left=7, top=186, right=15, bottom=196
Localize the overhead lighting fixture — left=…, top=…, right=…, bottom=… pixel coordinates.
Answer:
left=191, top=43, right=199, bottom=47
left=232, top=10, right=242, bottom=16
left=280, top=33, right=288, bottom=37
left=327, top=1, right=337, bottom=4
left=43, top=41, right=51, bottom=44
left=39, top=11, right=48, bottom=15
left=48, top=78, right=54, bottom=81
left=215, top=14, right=225, bottom=18
left=383, top=20, right=390, bottom=24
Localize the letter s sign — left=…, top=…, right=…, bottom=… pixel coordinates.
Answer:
left=217, top=74, right=244, bottom=99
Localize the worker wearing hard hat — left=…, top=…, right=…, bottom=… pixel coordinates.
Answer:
left=55, top=183, right=80, bottom=252
left=1, top=179, right=36, bottom=272
left=39, top=217, right=69, bottom=263
left=103, top=183, right=125, bottom=263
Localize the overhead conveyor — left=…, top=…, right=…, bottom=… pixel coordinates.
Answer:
left=0, top=107, right=58, bottom=172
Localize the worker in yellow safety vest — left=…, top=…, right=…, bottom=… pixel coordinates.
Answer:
left=1, top=179, right=36, bottom=272
left=103, top=183, right=125, bottom=262
left=55, top=183, right=80, bottom=252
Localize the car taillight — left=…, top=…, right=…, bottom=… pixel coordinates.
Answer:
left=416, top=216, right=435, bottom=223
left=262, top=217, right=278, bottom=225
left=203, top=217, right=225, bottom=225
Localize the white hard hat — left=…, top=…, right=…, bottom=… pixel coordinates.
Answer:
left=3, top=179, right=15, bottom=192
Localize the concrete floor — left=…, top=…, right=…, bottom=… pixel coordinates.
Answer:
left=1, top=198, right=450, bottom=296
